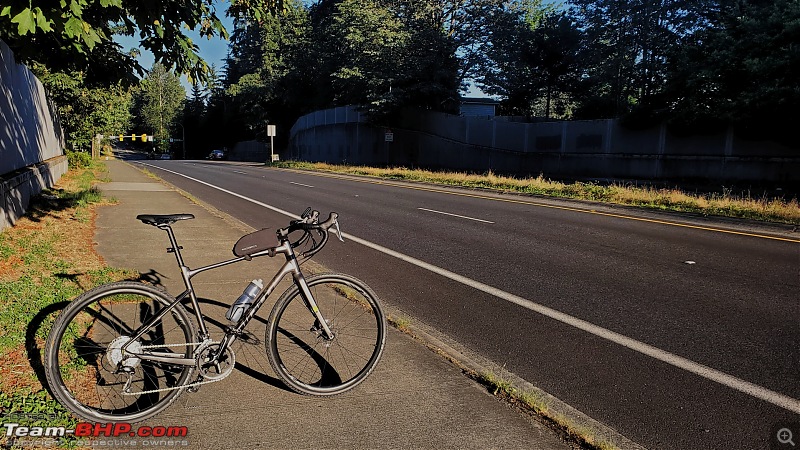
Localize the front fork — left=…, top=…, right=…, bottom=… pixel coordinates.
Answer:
left=294, top=271, right=336, bottom=340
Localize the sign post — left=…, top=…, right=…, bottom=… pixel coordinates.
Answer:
left=267, top=124, right=277, bottom=163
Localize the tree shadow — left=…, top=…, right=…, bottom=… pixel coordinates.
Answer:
left=19, top=186, right=102, bottom=224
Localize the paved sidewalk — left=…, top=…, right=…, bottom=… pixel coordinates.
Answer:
left=94, top=160, right=572, bottom=449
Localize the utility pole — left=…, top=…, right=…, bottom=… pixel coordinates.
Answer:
left=177, top=122, right=186, bottom=159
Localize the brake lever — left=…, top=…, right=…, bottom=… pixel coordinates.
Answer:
left=332, top=219, right=344, bottom=243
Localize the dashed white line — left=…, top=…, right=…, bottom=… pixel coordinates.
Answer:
left=135, top=162, right=800, bottom=415
left=418, top=207, right=494, bottom=224
left=290, top=181, right=314, bottom=188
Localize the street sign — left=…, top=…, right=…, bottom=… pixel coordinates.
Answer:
left=385, top=132, right=394, bottom=142
left=267, top=125, right=276, bottom=137
left=272, top=154, right=280, bottom=162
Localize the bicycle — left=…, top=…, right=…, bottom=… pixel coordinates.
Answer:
left=44, top=208, right=387, bottom=423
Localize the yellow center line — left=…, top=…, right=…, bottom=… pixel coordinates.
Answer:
left=275, top=168, right=800, bottom=244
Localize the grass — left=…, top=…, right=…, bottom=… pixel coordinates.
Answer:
left=387, top=315, right=412, bottom=332
left=274, top=161, right=800, bottom=225
left=478, top=370, right=617, bottom=450
left=0, top=160, right=135, bottom=447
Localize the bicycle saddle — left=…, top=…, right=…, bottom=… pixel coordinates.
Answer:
left=136, top=214, right=195, bottom=225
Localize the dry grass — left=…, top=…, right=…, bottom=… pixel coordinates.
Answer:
left=275, top=161, right=800, bottom=225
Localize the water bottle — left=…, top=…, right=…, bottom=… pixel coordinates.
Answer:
left=226, top=279, right=263, bottom=323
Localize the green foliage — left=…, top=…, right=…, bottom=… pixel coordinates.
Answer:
left=0, top=275, right=80, bottom=353
left=569, top=0, right=717, bottom=118
left=65, top=150, right=93, bottom=170
left=136, top=63, right=186, bottom=151
left=324, top=0, right=409, bottom=112
left=31, top=65, right=132, bottom=152
left=666, top=0, right=800, bottom=142
left=0, top=0, right=237, bottom=83
left=0, top=390, right=78, bottom=429
left=478, top=3, right=581, bottom=118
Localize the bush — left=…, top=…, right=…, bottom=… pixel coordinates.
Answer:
left=65, top=150, right=92, bottom=169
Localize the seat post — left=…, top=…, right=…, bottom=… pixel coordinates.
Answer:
left=158, top=224, right=186, bottom=267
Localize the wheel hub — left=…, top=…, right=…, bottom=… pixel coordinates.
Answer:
left=106, top=336, right=142, bottom=369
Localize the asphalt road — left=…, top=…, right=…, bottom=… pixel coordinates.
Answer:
left=132, top=158, right=799, bottom=449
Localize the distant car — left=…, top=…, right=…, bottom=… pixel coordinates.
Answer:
left=159, top=153, right=171, bottom=160
left=208, top=149, right=225, bottom=160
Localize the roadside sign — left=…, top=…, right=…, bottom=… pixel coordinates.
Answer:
left=385, top=131, right=394, bottom=142
left=272, top=154, right=280, bottom=162
left=267, top=125, right=276, bottom=137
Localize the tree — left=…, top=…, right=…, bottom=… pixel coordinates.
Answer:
left=224, top=2, right=310, bottom=142
left=31, top=64, right=132, bottom=152
left=323, top=0, right=409, bottom=111
left=663, top=0, right=800, bottom=145
left=569, top=0, right=716, bottom=118
left=477, top=1, right=580, bottom=118
left=137, top=63, right=185, bottom=151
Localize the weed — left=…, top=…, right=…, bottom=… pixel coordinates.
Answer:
left=388, top=315, right=412, bottom=331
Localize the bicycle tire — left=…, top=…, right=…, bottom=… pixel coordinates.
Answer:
left=266, top=273, right=387, bottom=396
left=45, top=281, right=197, bottom=423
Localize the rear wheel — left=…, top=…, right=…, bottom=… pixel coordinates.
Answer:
left=45, top=282, right=196, bottom=422
left=267, top=274, right=386, bottom=395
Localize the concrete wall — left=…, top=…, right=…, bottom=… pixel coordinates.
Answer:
left=1, top=156, right=68, bottom=230
left=0, top=39, right=66, bottom=231
left=288, top=106, right=800, bottom=185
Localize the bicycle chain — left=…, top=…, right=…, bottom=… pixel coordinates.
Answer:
left=120, top=341, right=234, bottom=396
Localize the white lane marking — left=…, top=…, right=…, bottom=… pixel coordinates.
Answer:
left=290, top=181, right=314, bottom=188
left=233, top=170, right=248, bottom=175
left=136, top=162, right=800, bottom=415
left=418, top=207, right=494, bottom=224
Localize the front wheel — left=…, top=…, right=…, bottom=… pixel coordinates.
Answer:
left=267, top=273, right=387, bottom=396
left=45, top=282, right=197, bottom=423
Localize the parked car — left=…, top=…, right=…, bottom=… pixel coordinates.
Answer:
left=159, top=153, right=171, bottom=160
left=208, top=149, right=225, bottom=160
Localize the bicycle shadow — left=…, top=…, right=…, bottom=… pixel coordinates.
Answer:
left=25, top=301, right=71, bottom=394
left=186, top=297, right=290, bottom=391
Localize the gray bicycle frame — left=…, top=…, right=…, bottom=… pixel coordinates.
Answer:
left=120, top=223, right=335, bottom=367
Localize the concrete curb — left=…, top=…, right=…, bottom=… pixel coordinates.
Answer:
left=385, top=306, right=648, bottom=450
